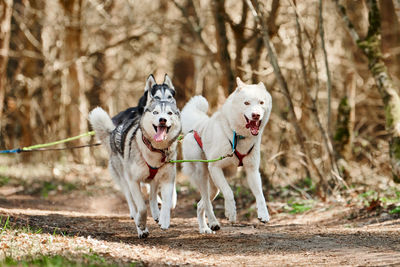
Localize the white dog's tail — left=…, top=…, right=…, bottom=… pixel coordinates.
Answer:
left=88, top=107, right=115, bottom=148
left=181, top=95, right=209, bottom=134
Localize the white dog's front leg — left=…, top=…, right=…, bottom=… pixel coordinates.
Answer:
left=159, top=179, right=174, bottom=230
left=208, top=164, right=236, bottom=222
left=245, top=167, right=270, bottom=223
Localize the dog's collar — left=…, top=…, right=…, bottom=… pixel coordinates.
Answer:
left=141, top=134, right=167, bottom=163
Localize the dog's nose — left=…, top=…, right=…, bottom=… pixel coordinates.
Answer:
left=159, top=118, right=167, bottom=124
left=252, top=113, right=260, bottom=120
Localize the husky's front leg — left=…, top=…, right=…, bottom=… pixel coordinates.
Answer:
left=149, top=181, right=160, bottom=223
left=126, top=172, right=149, bottom=238
left=245, top=166, right=270, bottom=223
left=208, top=164, right=236, bottom=222
left=158, top=171, right=174, bottom=230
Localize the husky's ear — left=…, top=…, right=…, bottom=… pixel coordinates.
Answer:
left=236, top=77, right=246, bottom=90
left=163, top=74, right=175, bottom=91
left=145, top=88, right=154, bottom=106
left=145, top=74, right=157, bottom=92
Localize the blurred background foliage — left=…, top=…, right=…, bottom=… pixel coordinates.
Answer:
left=0, top=0, right=400, bottom=197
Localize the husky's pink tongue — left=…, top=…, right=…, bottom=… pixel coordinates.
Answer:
left=246, top=120, right=260, bottom=136
left=154, top=126, right=167, bottom=142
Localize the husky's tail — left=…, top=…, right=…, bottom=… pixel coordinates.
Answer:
left=88, top=107, right=115, bottom=150
left=181, top=95, right=209, bottom=134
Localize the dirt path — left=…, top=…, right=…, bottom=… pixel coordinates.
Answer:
left=0, top=164, right=399, bottom=266
left=1, top=191, right=400, bottom=266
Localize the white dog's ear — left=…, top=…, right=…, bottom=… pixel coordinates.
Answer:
left=145, top=74, right=157, bottom=91
left=236, top=77, right=246, bottom=89
left=163, top=74, right=175, bottom=91
left=258, top=81, right=266, bottom=89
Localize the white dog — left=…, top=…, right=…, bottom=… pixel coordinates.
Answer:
left=181, top=77, right=272, bottom=233
left=89, top=75, right=181, bottom=238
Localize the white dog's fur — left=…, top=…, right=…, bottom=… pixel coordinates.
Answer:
left=89, top=78, right=181, bottom=238
left=181, top=77, right=272, bottom=233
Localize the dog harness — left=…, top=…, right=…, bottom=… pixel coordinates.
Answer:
left=141, top=134, right=168, bottom=180
left=192, top=130, right=253, bottom=166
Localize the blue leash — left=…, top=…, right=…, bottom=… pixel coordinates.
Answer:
left=0, top=148, right=22, bottom=154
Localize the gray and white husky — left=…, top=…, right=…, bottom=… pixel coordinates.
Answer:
left=89, top=75, right=181, bottom=238
left=181, top=77, right=272, bottom=233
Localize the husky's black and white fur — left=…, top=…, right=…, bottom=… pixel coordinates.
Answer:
left=112, top=74, right=176, bottom=125
left=181, top=77, right=272, bottom=233
left=89, top=75, right=181, bottom=238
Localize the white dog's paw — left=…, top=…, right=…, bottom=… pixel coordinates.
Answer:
left=199, top=227, right=213, bottom=234
left=225, top=208, right=237, bottom=223
left=225, top=200, right=237, bottom=222
left=257, top=207, right=270, bottom=223
left=209, top=222, right=220, bottom=231
left=137, top=227, right=149, bottom=239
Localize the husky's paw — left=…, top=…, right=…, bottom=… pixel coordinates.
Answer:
left=159, top=220, right=170, bottom=230
left=137, top=228, right=149, bottom=239
left=199, top=227, right=213, bottom=234
left=210, top=223, right=220, bottom=231
left=151, top=210, right=160, bottom=223
left=150, top=208, right=160, bottom=223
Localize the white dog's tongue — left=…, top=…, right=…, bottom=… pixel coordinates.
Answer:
left=154, top=126, right=167, bottom=142
left=246, top=120, right=260, bottom=136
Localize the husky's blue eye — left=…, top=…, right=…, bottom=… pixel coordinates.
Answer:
left=153, top=111, right=159, bottom=115
left=155, top=96, right=161, bottom=100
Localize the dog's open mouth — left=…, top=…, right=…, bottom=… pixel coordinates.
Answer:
left=245, top=116, right=261, bottom=136
left=153, top=125, right=170, bottom=142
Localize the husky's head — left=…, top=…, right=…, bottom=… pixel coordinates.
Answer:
left=141, top=88, right=181, bottom=146
left=144, top=74, right=176, bottom=102
left=226, top=77, right=272, bottom=137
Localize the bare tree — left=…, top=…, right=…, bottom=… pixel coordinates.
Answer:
left=336, top=0, right=400, bottom=182
left=0, top=0, right=12, bottom=125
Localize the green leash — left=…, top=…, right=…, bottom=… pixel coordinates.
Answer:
left=168, top=130, right=239, bottom=164
left=22, top=131, right=96, bottom=151
left=1, top=130, right=237, bottom=164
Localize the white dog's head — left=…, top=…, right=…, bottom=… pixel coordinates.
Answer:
left=226, top=77, right=272, bottom=137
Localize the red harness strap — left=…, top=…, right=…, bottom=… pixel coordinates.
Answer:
left=234, top=150, right=246, bottom=166
left=146, top=162, right=159, bottom=180
left=193, top=130, right=203, bottom=150
left=192, top=130, right=253, bottom=166
left=141, top=135, right=168, bottom=180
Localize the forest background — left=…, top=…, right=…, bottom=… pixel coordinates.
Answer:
left=1, top=0, right=400, bottom=200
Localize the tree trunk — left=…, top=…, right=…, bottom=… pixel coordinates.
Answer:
left=60, top=0, right=84, bottom=162
left=246, top=0, right=319, bottom=184
left=0, top=0, right=12, bottom=125
left=212, top=0, right=235, bottom=94
left=336, top=0, right=400, bottom=182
